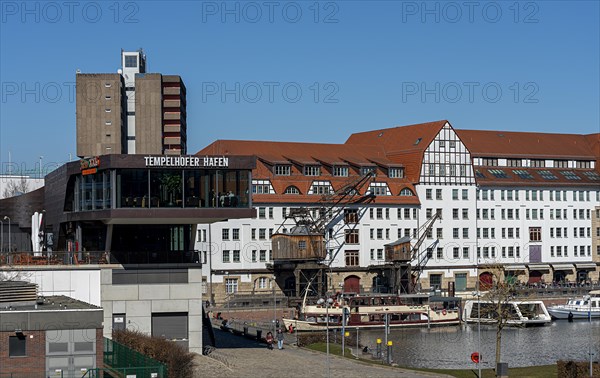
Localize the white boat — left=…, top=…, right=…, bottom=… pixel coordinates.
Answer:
left=283, top=294, right=461, bottom=332
left=463, top=299, right=551, bottom=326
left=547, top=290, right=600, bottom=320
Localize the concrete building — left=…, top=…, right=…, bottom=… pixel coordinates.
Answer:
left=0, top=153, right=256, bottom=353
left=76, top=50, right=187, bottom=157
left=0, top=281, right=103, bottom=377
left=196, top=120, right=600, bottom=302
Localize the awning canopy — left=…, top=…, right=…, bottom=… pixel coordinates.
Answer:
left=552, top=264, right=574, bottom=271
left=504, top=265, right=527, bottom=271
left=528, top=264, right=551, bottom=271
left=575, top=263, right=597, bottom=270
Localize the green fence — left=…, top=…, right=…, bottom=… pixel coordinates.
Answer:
left=84, top=338, right=168, bottom=378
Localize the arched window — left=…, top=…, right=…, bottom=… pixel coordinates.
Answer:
left=284, top=186, right=301, bottom=194
left=399, top=188, right=414, bottom=196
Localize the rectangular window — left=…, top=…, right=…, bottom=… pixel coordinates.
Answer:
left=426, top=189, right=432, bottom=200
left=251, top=228, right=256, bottom=240
left=404, top=208, right=411, bottom=219
left=298, top=240, right=307, bottom=250
left=9, top=336, right=26, bottom=357
left=388, top=168, right=403, bottom=178
left=232, top=228, right=240, bottom=240
left=225, top=278, right=238, bottom=294
left=436, top=189, right=443, bottom=200
left=222, top=250, right=230, bottom=263
left=452, top=189, right=459, bottom=200
left=462, top=247, right=469, bottom=259
left=453, top=209, right=459, bottom=220
left=259, top=250, right=267, bottom=262
left=125, top=55, right=138, bottom=67
left=462, top=208, right=469, bottom=219
left=252, top=250, right=257, bottom=262
left=259, top=229, right=266, bottom=240
left=344, top=209, right=359, bottom=224
left=258, top=208, right=266, bottom=219
left=436, top=247, right=443, bottom=259
left=430, top=274, right=442, bottom=289
left=529, top=227, right=541, bottom=242
left=222, top=229, right=229, bottom=240
left=453, top=247, right=459, bottom=259
left=462, top=189, right=468, bottom=200
left=274, top=165, right=291, bottom=175
left=345, top=250, right=359, bottom=267
left=232, top=250, right=240, bottom=262
left=345, top=229, right=359, bottom=244
left=269, top=208, right=273, bottom=219
left=333, top=166, right=349, bottom=177
left=304, top=166, right=321, bottom=176
left=463, top=228, right=469, bottom=238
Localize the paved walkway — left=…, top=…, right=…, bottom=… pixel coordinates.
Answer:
left=192, top=328, right=451, bottom=378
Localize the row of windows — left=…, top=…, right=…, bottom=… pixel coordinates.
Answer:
left=272, top=164, right=404, bottom=179
left=550, top=227, right=591, bottom=238
left=425, top=163, right=469, bottom=177
left=222, top=249, right=272, bottom=263
left=476, top=189, right=600, bottom=202
left=550, top=245, right=592, bottom=257
left=426, top=188, right=470, bottom=200
left=479, top=158, right=593, bottom=169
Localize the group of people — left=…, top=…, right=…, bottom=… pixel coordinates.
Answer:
left=265, top=329, right=285, bottom=350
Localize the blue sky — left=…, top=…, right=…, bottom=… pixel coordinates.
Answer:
left=1, top=1, right=599, bottom=174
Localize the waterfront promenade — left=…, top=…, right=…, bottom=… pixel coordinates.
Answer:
left=192, top=327, right=450, bottom=378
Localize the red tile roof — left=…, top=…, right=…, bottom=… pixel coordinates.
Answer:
left=474, top=167, right=600, bottom=187
left=456, top=129, right=599, bottom=159
left=345, top=120, right=447, bottom=154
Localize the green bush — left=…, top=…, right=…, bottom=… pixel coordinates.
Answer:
left=113, top=329, right=195, bottom=378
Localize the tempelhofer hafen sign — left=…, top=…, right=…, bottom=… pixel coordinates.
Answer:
left=144, top=156, right=229, bottom=168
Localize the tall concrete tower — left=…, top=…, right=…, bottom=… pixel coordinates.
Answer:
left=76, top=50, right=187, bottom=158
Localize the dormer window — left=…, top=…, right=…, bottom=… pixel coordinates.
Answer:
left=333, top=166, right=349, bottom=177
left=361, top=167, right=376, bottom=176
left=304, top=166, right=321, bottom=176
left=388, top=168, right=404, bottom=178
left=274, top=165, right=291, bottom=176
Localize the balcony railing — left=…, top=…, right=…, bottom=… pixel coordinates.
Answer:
left=0, top=250, right=201, bottom=266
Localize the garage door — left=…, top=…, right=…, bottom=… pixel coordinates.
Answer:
left=152, top=312, right=188, bottom=349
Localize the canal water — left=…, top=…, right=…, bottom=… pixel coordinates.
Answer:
left=359, top=320, right=600, bottom=369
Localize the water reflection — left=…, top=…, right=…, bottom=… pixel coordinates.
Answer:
left=360, top=320, right=600, bottom=369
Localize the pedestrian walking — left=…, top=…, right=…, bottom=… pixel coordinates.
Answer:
left=276, top=328, right=284, bottom=350
left=266, top=331, right=274, bottom=350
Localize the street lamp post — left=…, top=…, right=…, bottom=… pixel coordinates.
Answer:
left=39, top=156, right=44, bottom=179
left=318, top=297, right=334, bottom=378
left=273, top=275, right=277, bottom=333
left=475, top=186, right=481, bottom=378
left=225, top=271, right=229, bottom=315
left=3, top=216, right=10, bottom=254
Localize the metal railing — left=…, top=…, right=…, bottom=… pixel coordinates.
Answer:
left=0, top=250, right=202, bottom=266
left=101, top=337, right=167, bottom=378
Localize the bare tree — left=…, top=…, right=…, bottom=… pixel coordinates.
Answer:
left=478, top=264, right=534, bottom=374
left=2, top=177, right=30, bottom=198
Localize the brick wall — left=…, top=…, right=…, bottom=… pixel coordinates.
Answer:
left=0, top=330, right=46, bottom=376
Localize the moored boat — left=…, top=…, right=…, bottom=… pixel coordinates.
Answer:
left=283, top=294, right=461, bottom=331
left=547, top=290, right=600, bottom=320
left=462, top=299, right=551, bottom=326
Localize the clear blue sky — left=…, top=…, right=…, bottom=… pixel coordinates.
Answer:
left=1, top=1, right=599, bottom=174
